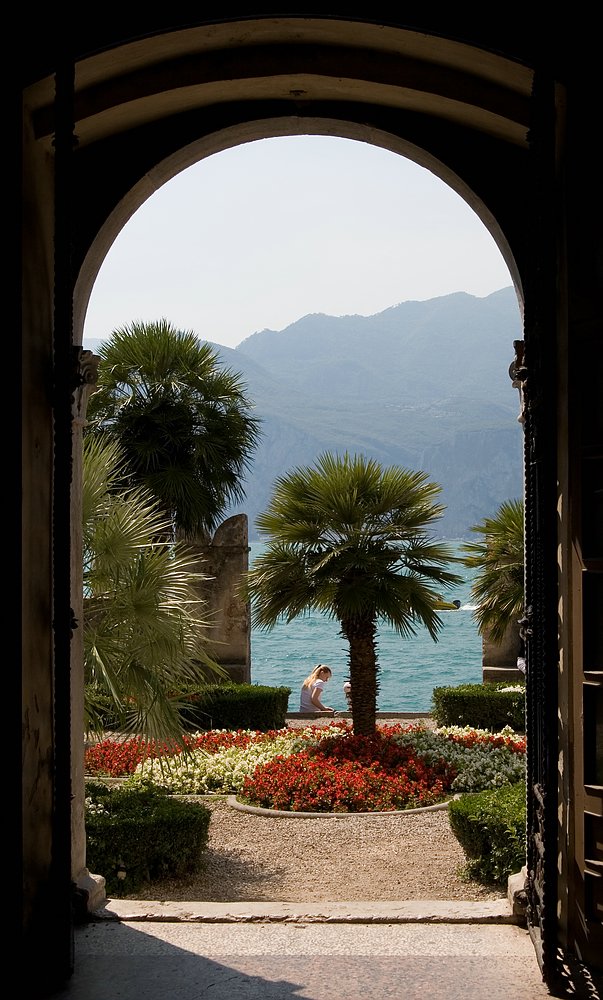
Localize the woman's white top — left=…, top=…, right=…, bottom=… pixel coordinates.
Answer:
left=299, top=679, right=325, bottom=711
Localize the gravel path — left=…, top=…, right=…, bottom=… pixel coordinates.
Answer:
left=123, top=717, right=505, bottom=905
left=125, top=797, right=504, bottom=903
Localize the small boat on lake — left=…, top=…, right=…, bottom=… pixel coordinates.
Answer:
left=434, top=597, right=461, bottom=611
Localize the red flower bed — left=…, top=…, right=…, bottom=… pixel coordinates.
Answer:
left=84, top=722, right=524, bottom=806
left=308, top=730, right=452, bottom=777
left=84, top=737, right=185, bottom=777
left=241, top=731, right=456, bottom=813
left=84, top=728, right=286, bottom=776
left=377, top=722, right=526, bottom=756
left=444, top=728, right=526, bottom=755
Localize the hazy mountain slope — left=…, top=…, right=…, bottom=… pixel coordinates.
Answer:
left=235, top=287, right=519, bottom=408
left=84, top=286, right=524, bottom=540
left=222, top=288, right=523, bottom=537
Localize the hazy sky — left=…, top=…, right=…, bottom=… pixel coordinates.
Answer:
left=83, top=135, right=513, bottom=351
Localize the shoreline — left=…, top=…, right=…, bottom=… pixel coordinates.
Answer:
left=287, top=710, right=432, bottom=719
left=285, top=711, right=436, bottom=730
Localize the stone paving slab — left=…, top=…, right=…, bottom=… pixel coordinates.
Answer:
left=93, top=898, right=520, bottom=924
left=47, top=920, right=557, bottom=1000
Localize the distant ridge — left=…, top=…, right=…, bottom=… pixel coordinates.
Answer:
left=84, top=286, right=524, bottom=539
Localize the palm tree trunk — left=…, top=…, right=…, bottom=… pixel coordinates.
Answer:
left=340, top=615, right=379, bottom=736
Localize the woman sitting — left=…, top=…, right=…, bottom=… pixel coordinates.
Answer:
left=299, top=664, right=334, bottom=713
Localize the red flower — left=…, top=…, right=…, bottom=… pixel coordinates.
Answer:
left=240, top=732, right=456, bottom=813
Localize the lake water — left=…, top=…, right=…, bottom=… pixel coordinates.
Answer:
left=249, top=540, right=482, bottom=713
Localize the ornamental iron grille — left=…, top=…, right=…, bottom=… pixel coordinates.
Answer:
left=520, top=64, right=561, bottom=984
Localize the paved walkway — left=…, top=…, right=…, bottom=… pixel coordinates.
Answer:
left=46, top=901, right=573, bottom=1000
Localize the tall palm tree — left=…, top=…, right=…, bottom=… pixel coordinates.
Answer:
left=461, top=498, right=525, bottom=644
left=244, top=451, right=461, bottom=735
left=85, top=319, right=262, bottom=539
left=83, top=434, right=227, bottom=741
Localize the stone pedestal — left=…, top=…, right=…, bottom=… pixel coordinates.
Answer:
left=189, top=514, right=251, bottom=683
left=482, top=622, right=522, bottom=684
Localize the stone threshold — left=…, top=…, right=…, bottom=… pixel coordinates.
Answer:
left=90, top=898, right=522, bottom=926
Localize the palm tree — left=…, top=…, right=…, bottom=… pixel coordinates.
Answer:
left=83, top=434, right=227, bottom=741
left=85, top=319, right=262, bottom=539
left=461, top=498, right=525, bottom=645
left=244, top=451, right=461, bottom=735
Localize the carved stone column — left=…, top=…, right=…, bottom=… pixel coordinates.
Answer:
left=188, top=514, right=251, bottom=683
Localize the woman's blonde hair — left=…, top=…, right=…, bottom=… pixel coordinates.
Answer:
left=302, top=663, right=332, bottom=689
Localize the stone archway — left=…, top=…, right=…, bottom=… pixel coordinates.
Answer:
left=65, top=22, right=531, bottom=923
left=20, top=15, right=600, bottom=992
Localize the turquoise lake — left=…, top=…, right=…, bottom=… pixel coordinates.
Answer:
left=248, top=540, right=482, bottom=713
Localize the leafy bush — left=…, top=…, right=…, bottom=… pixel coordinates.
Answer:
left=431, top=682, right=525, bottom=732
left=87, top=682, right=292, bottom=735
left=448, top=780, right=526, bottom=885
left=179, top=683, right=291, bottom=732
left=85, top=778, right=211, bottom=896
left=84, top=686, right=121, bottom=732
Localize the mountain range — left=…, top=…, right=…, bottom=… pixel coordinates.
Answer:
left=84, top=285, right=525, bottom=540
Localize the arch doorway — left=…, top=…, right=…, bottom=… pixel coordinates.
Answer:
left=19, top=15, right=601, bottom=995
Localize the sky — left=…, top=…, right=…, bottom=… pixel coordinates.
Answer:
left=83, top=135, right=513, bottom=351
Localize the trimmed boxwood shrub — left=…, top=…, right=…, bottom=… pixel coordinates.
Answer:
left=85, top=778, right=211, bottom=896
left=88, top=682, right=292, bottom=735
left=179, top=683, right=291, bottom=732
left=431, top=682, right=525, bottom=731
left=448, top=780, right=526, bottom=886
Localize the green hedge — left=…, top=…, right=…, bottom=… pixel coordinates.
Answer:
left=85, top=778, right=211, bottom=896
left=448, top=781, right=526, bottom=886
left=86, top=682, right=292, bottom=734
left=431, top=682, right=525, bottom=731
left=179, top=683, right=292, bottom=732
